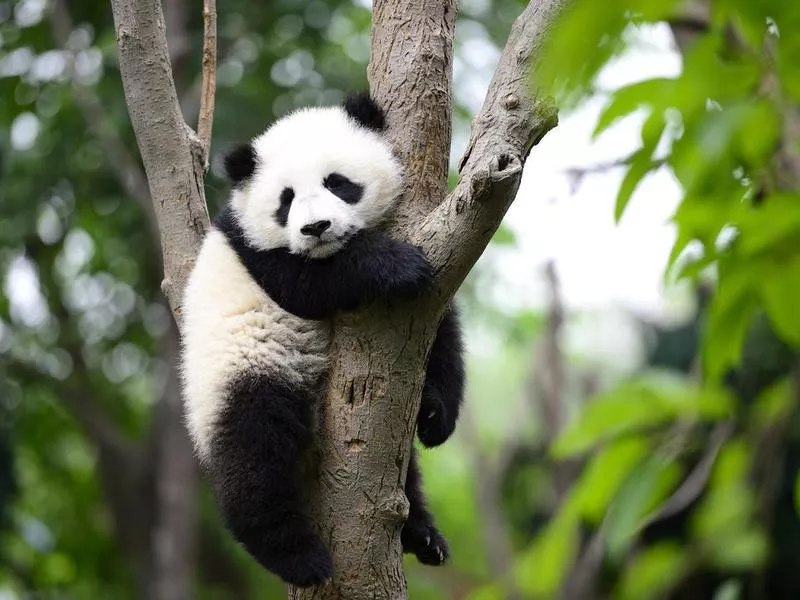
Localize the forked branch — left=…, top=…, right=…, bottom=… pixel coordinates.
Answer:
left=412, top=0, right=563, bottom=298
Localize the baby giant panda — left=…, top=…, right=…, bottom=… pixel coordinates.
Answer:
left=181, top=94, right=465, bottom=588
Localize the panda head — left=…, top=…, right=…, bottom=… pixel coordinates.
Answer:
left=223, top=94, right=402, bottom=259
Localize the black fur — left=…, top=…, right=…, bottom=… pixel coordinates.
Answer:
left=204, top=373, right=332, bottom=588
left=402, top=448, right=449, bottom=565
left=211, top=201, right=463, bottom=573
left=275, top=187, right=294, bottom=227
left=223, top=143, right=257, bottom=186
left=214, top=205, right=433, bottom=320
left=323, top=172, right=364, bottom=204
left=417, top=305, right=465, bottom=448
left=343, top=93, right=386, bottom=132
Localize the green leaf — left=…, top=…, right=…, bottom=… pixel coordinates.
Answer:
left=703, top=263, right=759, bottom=381
left=736, top=101, right=781, bottom=166
left=575, top=436, right=652, bottom=523
left=614, top=151, right=655, bottom=222
left=670, top=104, right=751, bottom=195
left=516, top=510, right=580, bottom=598
left=611, top=109, right=666, bottom=223
left=664, top=231, right=694, bottom=280
left=750, top=377, right=794, bottom=429
left=673, top=250, right=717, bottom=283
left=759, top=255, right=800, bottom=347
left=604, top=455, right=682, bottom=560
left=593, top=79, right=673, bottom=139
left=709, top=440, right=750, bottom=488
left=693, top=483, right=756, bottom=543
left=614, top=543, right=688, bottom=600
left=708, top=529, right=768, bottom=569
left=553, top=373, right=734, bottom=458
left=671, top=194, right=735, bottom=249
left=736, top=193, right=800, bottom=256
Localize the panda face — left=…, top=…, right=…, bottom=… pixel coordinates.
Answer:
left=224, top=100, right=402, bottom=259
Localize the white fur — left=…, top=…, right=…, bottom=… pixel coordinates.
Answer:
left=231, top=106, right=402, bottom=257
left=181, top=104, right=402, bottom=460
left=181, top=230, right=331, bottom=459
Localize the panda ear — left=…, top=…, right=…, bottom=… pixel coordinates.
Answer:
left=223, top=143, right=257, bottom=186
left=343, top=93, right=386, bottom=132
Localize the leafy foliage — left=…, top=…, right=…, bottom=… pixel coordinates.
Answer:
left=504, top=0, right=800, bottom=598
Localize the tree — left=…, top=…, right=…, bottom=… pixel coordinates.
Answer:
left=106, top=0, right=561, bottom=597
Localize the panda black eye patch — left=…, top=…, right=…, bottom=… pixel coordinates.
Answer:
left=323, top=172, right=364, bottom=205
left=274, top=187, right=294, bottom=227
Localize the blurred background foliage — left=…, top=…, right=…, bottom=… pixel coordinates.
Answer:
left=0, top=0, right=798, bottom=599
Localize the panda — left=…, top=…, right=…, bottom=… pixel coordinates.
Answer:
left=180, top=93, right=465, bottom=588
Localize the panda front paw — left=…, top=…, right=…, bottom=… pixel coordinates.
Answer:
left=402, top=517, right=449, bottom=566
left=269, top=536, right=333, bottom=588
left=388, top=243, right=434, bottom=299
left=417, top=389, right=454, bottom=448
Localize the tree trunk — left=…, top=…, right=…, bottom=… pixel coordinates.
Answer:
left=109, top=0, right=563, bottom=597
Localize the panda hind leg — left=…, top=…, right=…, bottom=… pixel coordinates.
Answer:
left=205, top=374, right=331, bottom=588
left=401, top=447, right=449, bottom=566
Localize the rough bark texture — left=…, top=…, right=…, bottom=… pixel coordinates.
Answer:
left=289, top=2, right=561, bottom=599
left=109, top=0, right=209, bottom=320
left=368, top=0, right=455, bottom=222
left=109, top=0, right=563, bottom=597
left=414, top=0, right=561, bottom=297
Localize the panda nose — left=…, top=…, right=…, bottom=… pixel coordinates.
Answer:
left=300, top=220, right=331, bottom=238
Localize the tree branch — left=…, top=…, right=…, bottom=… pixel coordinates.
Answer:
left=197, top=0, right=217, bottom=163
left=640, top=421, right=733, bottom=529
left=368, top=0, right=456, bottom=222
left=412, top=0, right=561, bottom=298
left=108, top=0, right=210, bottom=321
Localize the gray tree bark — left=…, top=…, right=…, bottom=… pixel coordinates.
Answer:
left=108, top=0, right=563, bottom=598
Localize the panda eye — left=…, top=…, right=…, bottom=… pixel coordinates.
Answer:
left=323, top=172, right=364, bottom=205
left=274, top=187, right=294, bottom=227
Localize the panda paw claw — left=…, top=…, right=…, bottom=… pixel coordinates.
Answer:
left=402, top=517, right=449, bottom=566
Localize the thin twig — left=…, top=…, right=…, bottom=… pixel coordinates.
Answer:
left=640, top=421, right=734, bottom=529
left=541, top=261, right=565, bottom=435
left=197, top=0, right=217, bottom=166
